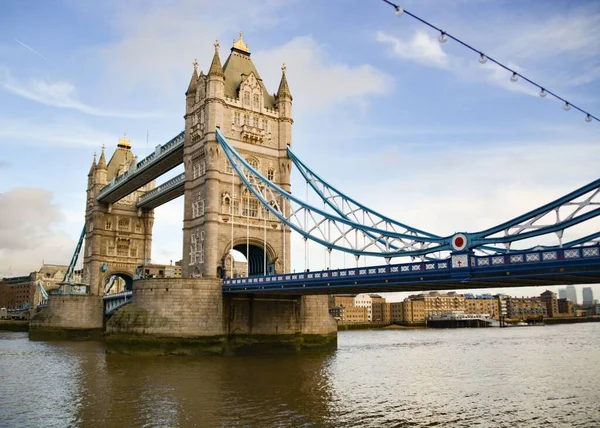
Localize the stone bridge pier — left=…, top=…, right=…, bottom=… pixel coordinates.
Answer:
left=105, top=278, right=337, bottom=355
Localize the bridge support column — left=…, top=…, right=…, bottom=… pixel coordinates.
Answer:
left=105, top=278, right=337, bottom=355
left=29, top=294, right=104, bottom=340
left=225, top=294, right=337, bottom=352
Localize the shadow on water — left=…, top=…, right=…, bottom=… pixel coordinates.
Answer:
left=73, top=348, right=336, bottom=427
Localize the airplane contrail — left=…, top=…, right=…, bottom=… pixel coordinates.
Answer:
left=14, top=38, right=50, bottom=62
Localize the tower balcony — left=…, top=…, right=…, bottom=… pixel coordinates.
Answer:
left=241, top=124, right=266, bottom=144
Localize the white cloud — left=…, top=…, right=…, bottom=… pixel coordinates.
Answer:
left=0, top=188, right=75, bottom=277
left=0, top=117, right=119, bottom=147
left=253, top=36, right=392, bottom=110
left=0, top=68, right=159, bottom=118
left=98, top=1, right=390, bottom=111
left=98, top=0, right=290, bottom=92
left=377, top=30, right=449, bottom=69
left=376, top=31, right=538, bottom=96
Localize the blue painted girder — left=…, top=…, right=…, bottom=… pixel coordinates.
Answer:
left=223, top=245, right=600, bottom=295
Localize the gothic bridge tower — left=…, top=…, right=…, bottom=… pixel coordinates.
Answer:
left=83, top=135, right=155, bottom=295
left=182, top=33, right=293, bottom=278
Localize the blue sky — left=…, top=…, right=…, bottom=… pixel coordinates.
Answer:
left=1, top=0, right=599, bottom=301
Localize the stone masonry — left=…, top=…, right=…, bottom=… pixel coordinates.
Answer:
left=84, top=136, right=155, bottom=295
left=181, top=33, right=293, bottom=279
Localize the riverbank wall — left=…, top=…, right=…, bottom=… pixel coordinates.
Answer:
left=0, top=320, right=29, bottom=332
left=544, top=316, right=600, bottom=325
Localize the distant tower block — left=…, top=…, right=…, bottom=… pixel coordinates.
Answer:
left=83, top=134, right=156, bottom=295
left=182, top=33, right=293, bottom=278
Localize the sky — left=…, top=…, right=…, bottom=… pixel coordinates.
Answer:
left=0, top=0, right=599, bottom=302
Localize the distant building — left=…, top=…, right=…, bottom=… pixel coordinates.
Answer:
left=558, top=288, right=567, bottom=299
left=557, top=298, right=573, bottom=316
left=540, top=290, right=559, bottom=318
left=565, top=285, right=578, bottom=305
left=409, top=291, right=466, bottom=317
left=390, top=299, right=426, bottom=324
left=465, top=294, right=498, bottom=319
left=138, top=263, right=182, bottom=279
left=0, top=264, right=78, bottom=310
left=328, top=294, right=389, bottom=324
left=370, top=294, right=387, bottom=323
left=354, top=293, right=375, bottom=322
left=329, top=305, right=368, bottom=323
left=582, top=287, right=594, bottom=307
left=506, top=296, right=547, bottom=320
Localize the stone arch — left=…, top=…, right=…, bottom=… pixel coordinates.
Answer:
left=101, top=268, right=134, bottom=294
left=222, top=237, right=278, bottom=277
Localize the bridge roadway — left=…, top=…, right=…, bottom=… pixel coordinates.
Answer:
left=97, top=132, right=184, bottom=204
left=222, top=245, right=600, bottom=295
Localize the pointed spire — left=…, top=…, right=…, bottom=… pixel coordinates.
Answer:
left=232, top=31, right=250, bottom=54
left=186, top=59, right=199, bottom=96
left=277, top=63, right=292, bottom=100
left=88, top=152, right=97, bottom=176
left=97, top=144, right=107, bottom=169
left=208, top=40, right=224, bottom=77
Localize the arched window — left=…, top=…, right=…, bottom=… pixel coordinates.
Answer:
left=242, top=190, right=259, bottom=218
left=244, top=91, right=250, bottom=105
left=246, top=157, right=259, bottom=170
left=118, top=218, right=130, bottom=231
left=192, top=192, right=205, bottom=218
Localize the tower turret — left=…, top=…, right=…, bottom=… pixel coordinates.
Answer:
left=207, top=41, right=225, bottom=102
left=186, top=59, right=199, bottom=114
left=276, top=63, right=293, bottom=150
left=87, top=152, right=97, bottom=185
left=95, top=145, right=108, bottom=186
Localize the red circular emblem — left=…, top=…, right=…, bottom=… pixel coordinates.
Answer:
left=452, top=234, right=467, bottom=251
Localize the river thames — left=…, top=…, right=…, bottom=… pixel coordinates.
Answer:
left=1, top=323, right=599, bottom=427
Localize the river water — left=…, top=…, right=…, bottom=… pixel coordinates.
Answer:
left=1, top=324, right=599, bottom=427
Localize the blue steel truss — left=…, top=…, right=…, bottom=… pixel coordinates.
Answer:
left=468, top=179, right=600, bottom=250
left=217, top=128, right=600, bottom=260
left=287, top=146, right=507, bottom=257
left=63, top=225, right=86, bottom=283
left=217, top=129, right=450, bottom=259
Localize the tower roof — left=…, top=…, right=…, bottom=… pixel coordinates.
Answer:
left=88, top=152, right=97, bottom=176
left=232, top=31, right=250, bottom=54
left=208, top=40, right=224, bottom=77
left=276, top=63, right=292, bottom=101
left=97, top=145, right=107, bottom=169
left=117, top=133, right=131, bottom=149
left=222, top=33, right=275, bottom=108
left=105, top=134, right=135, bottom=180
left=186, top=59, right=199, bottom=95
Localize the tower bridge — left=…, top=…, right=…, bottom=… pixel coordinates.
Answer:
left=30, top=33, right=600, bottom=354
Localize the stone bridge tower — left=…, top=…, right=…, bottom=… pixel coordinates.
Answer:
left=83, top=136, right=155, bottom=295
left=182, top=33, right=293, bottom=278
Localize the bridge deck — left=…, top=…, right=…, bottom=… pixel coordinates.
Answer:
left=97, top=132, right=184, bottom=204
left=223, top=245, right=600, bottom=295
left=137, top=173, right=185, bottom=209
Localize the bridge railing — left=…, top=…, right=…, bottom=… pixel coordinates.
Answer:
left=137, top=172, right=185, bottom=206
left=223, top=244, right=600, bottom=291
left=97, top=131, right=184, bottom=200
